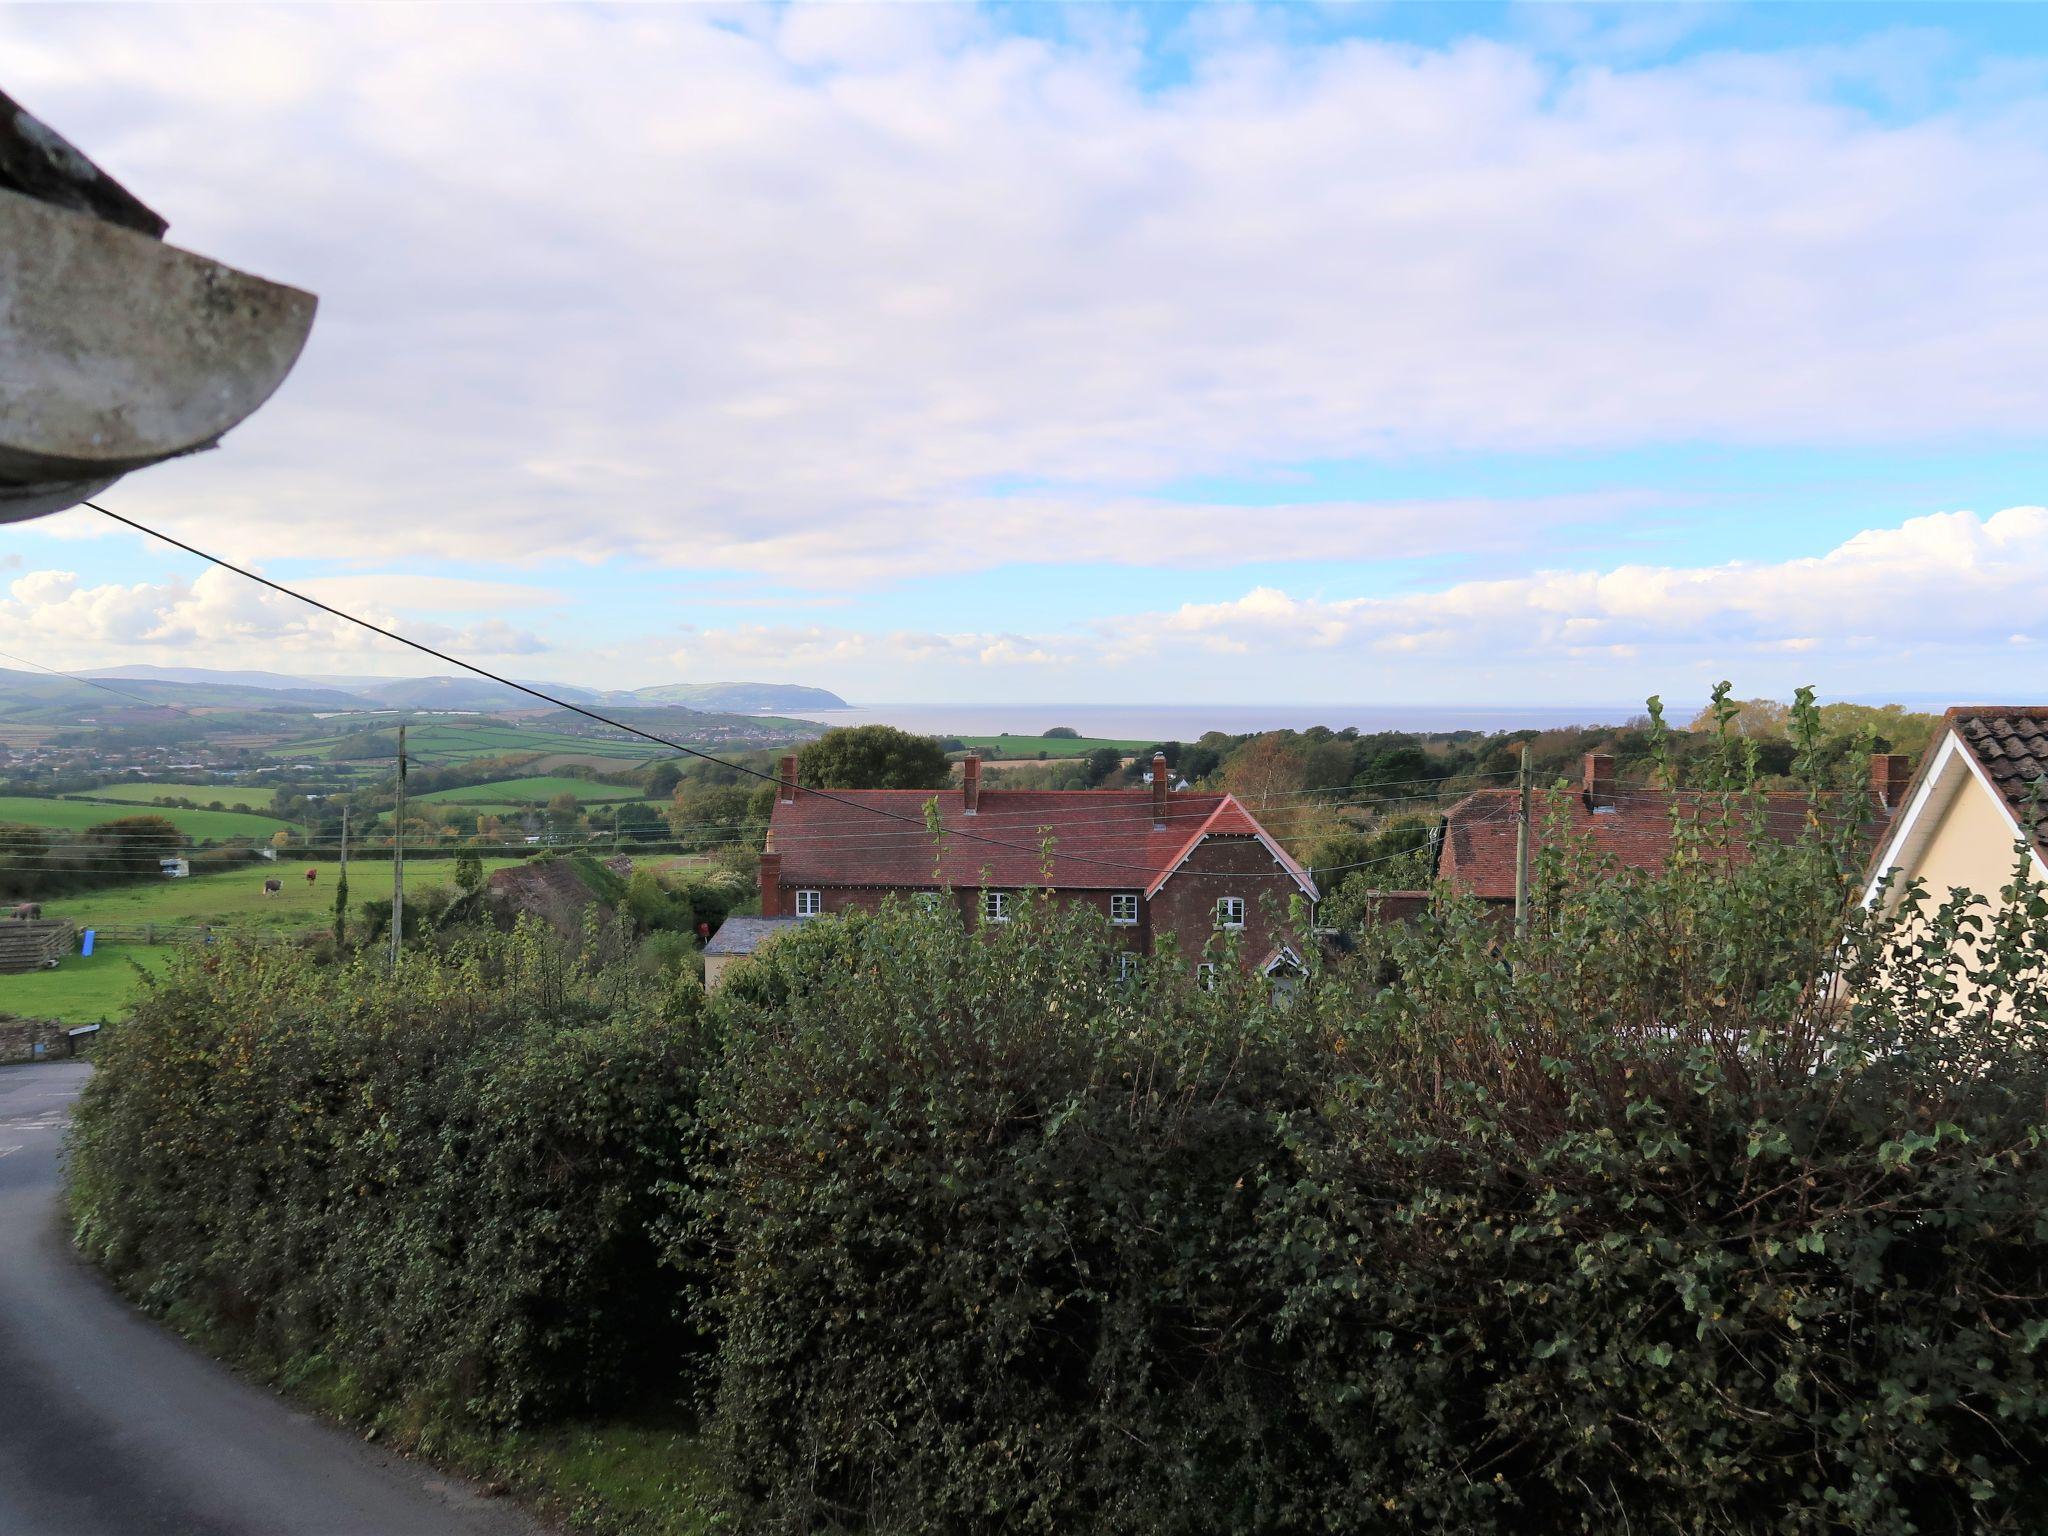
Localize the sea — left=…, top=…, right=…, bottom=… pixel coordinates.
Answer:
left=793, top=702, right=1637, bottom=740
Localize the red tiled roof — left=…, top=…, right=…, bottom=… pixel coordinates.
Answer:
left=1438, top=785, right=1824, bottom=901
left=769, top=786, right=1307, bottom=893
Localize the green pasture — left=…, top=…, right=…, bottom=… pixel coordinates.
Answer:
left=4, top=944, right=171, bottom=1025
left=280, top=721, right=657, bottom=766
left=0, top=796, right=285, bottom=842
left=35, top=857, right=533, bottom=936
left=417, top=775, right=646, bottom=805
left=63, top=781, right=279, bottom=812
left=952, top=733, right=1152, bottom=760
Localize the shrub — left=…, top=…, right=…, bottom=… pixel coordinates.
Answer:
left=67, top=922, right=709, bottom=1434
left=678, top=697, right=2048, bottom=1532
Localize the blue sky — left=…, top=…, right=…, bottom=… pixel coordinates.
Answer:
left=6, top=2, right=2048, bottom=708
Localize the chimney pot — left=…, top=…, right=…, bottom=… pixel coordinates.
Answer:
left=1583, top=753, right=1616, bottom=808
left=778, top=754, right=799, bottom=805
left=1151, top=751, right=1170, bottom=827
left=962, top=754, right=981, bottom=814
left=1870, top=753, right=1912, bottom=812
left=759, top=849, right=782, bottom=915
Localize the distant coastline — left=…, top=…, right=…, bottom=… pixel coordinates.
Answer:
left=792, top=702, right=1638, bottom=740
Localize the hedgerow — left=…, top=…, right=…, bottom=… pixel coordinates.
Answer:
left=67, top=919, right=708, bottom=1434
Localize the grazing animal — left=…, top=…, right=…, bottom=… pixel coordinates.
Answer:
left=11, top=902, right=40, bottom=920
left=305, top=867, right=318, bottom=885
left=262, top=878, right=282, bottom=898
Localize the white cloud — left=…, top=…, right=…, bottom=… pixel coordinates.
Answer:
left=7, top=9, right=2047, bottom=584
left=0, top=567, right=550, bottom=669
left=1147, top=506, right=2048, bottom=660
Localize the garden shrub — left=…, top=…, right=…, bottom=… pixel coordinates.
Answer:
left=67, top=920, right=710, bottom=1433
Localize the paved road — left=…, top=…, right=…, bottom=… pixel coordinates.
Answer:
left=0, top=1060, right=542, bottom=1536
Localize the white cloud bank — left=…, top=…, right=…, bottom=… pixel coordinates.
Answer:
left=660, top=507, right=2048, bottom=690
left=0, top=568, right=550, bottom=672
left=6, top=9, right=2048, bottom=584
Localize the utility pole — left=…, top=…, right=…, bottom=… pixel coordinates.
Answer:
left=1513, top=744, right=1532, bottom=940
left=390, top=724, right=405, bottom=969
left=339, top=804, right=349, bottom=880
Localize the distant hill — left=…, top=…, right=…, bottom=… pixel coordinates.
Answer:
left=84, top=667, right=848, bottom=715
left=632, top=681, right=848, bottom=712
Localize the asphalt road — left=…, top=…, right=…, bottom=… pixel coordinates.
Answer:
left=0, top=1060, right=543, bottom=1536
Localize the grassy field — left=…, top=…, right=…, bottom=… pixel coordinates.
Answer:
left=63, top=782, right=279, bottom=811
left=954, top=733, right=1153, bottom=760
left=35, top=858, right=534, bottom=935
left=0, top=795, right=286, bottom=842
left=282, top=721, right=657, bottom=766
left=5, top=944, right=172, bottom=1024
left=417, top=774, right=646, bottom=805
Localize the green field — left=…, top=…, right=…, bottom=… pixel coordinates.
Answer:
left=4, top=944, right=172, bottom=1024
left=417, top=775, right=647, bottom=805
left=283, top=721, right=657, bottom=766
left=63, top=781, right=279, bottom=811
left=36, top=858, right=533, bottom=936
left=0, top=795, right=285, bottom=843
left=953, top=734, right=1152, bottom=760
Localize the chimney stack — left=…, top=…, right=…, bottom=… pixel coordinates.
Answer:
left=1583, top=753, right=1616, bottom=808
left=1151, top=751, right=1170, bottom=827
left=1870, top=753, right=1912, bottom=812
left=778, top=754, right=798, bottom=805
left=759, top=849, right=782, bottom=915
left=962, top=754, right=981, bottom=815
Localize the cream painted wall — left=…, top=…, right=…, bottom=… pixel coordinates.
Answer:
left=1909, top=770, right=2032, bottom=910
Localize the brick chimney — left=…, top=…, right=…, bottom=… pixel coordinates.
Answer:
left=962, top=754, right=981, bottom=815
left=777, top=754, right=799, bottom=805
left=1582, top=753, right=1616, bottom=809
left=1870, top=753, right=1912, bottom=812
left=1151, top=751, right=1170, bottom=827
left=759, top=849, right=781, bottom=915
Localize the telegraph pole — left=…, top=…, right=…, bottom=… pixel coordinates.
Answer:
left=339, top=804, right=349, bottom=880
left=1513, top=744, right=1532, bottom=940
left=390, top=724, right=406, bottom=968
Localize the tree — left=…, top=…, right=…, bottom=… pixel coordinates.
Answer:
left=1221, top=733, right=1307, bottom=809
left=1042, top=726, right=1080, bottom=740
left=797, top=726, right=950, bottom=791
left=1686, top=696, right=1789, bottom=738
left=1082, top=747, right=1123, bottom=786
left=455, top=852, right=485, bottom=897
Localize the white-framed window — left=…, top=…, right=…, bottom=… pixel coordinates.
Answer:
left=982, top=890, right=1011, bottom=923
left=915, top=891, right=944, bottom=913
left=1216, top=896, right=1246, bottom=929
left=1196, top=961, right=1217, bottom=991
left=1117, top=951, right=1138, bottom=982
left=795, top=889, right=822, bottom=917
left=1110, top=892, right=1139, bottom=926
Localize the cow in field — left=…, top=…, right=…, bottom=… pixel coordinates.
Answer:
left=262, top=878, right=283, bottom=898
left=305, top=867, right=318, bottom=886
left=11, top=902, right=40, bottom=920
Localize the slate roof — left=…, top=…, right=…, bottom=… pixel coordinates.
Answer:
left=1437, top=785, right=1823, bottom=902
left=769, top=787, right=1313, bottom=896
left=704, top=915, right=803, bottom=957
left=1947, top=707, right=2048, bottom=854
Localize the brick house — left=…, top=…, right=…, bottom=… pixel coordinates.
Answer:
left=757, top=752, right=1317, bottom=977
left=1436, top=751, right=1906, bottom=903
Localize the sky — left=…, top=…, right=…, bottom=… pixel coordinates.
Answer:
left=5, top=1, right=2048, bottom=709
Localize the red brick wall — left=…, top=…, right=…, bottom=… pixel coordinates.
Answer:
left=1145, top=836, right=1309, bottom=972
left=771, top=844, right=1308, bottom=974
